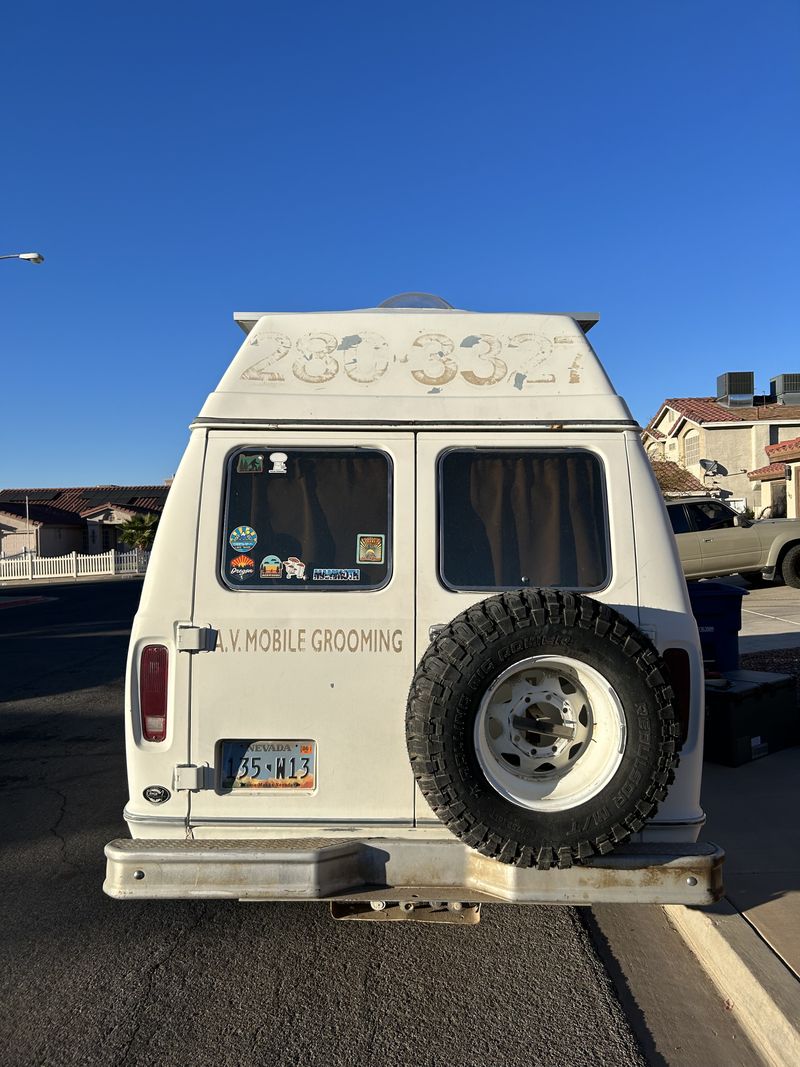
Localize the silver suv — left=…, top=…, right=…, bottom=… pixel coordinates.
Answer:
left=666, top=496, right=800, bottom=586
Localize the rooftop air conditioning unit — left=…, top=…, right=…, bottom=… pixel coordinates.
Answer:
left=716, top=371, right=754, bottom=407
left=770, top=374, right=800, bottom=405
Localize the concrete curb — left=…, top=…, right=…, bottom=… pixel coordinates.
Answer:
left=664, top=900, right=800, bottom=1067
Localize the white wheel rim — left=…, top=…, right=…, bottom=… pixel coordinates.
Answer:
left=474, top=655, right=627, bottom=812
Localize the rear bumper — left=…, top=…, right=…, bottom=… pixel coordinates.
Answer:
left=104, top=837, right=724, bottom=905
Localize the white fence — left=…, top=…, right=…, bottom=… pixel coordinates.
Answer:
left=0, top=549, right=150, bottom=583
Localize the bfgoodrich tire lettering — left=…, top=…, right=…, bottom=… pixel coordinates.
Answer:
left=406, top=590, right=680, bottom=869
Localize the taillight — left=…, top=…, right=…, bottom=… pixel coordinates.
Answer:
left=140, top=644, right=168, bottom=742
left=663, top=647, right=691, bottom=744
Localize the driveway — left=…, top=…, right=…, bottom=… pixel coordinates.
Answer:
left=735, top=581, right=800, bottom=652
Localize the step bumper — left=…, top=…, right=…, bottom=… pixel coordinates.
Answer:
left=104, top=837, right=725, bottom=905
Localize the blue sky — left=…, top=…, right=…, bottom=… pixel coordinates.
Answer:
left=1, top=1, right=797, bottom=487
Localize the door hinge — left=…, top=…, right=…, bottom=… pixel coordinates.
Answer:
left=174, top=764, right=207, bottom=791
left=176, top=623, right=218, bottom=653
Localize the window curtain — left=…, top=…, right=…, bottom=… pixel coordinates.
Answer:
left=442, top=452, right=607, bottom=589
left=230, top=453, right=389, bottom=571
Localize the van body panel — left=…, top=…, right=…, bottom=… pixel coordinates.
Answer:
left=123, top=431, right=208, bottom=829
left=624, top=433, right=705, bottom=829
left=199, top=311, right=634, bottom=427
left=187, top=431, right=416, bottom=827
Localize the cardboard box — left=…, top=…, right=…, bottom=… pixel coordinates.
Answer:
left=704, top=669, right=799, bottom=767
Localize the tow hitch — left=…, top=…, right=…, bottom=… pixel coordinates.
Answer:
left=330, top=900, right=481, bottom=924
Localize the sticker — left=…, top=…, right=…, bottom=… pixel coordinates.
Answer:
left=237, top=454, right=264, bottom=473
left=312, top=568, right=361, bottom=581
left=283, top=556, right=306, bottom=580
left=269, top=451, right=288, bottom=474
left=357, top=534, right=385, bottom=565
left=229, top=525, right=257, bottom=551
left=230, top=554, right=255, bottom=580
left=260, top=554, right=283, bottom=578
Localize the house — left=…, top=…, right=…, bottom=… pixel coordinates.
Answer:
left=643, top=371, right=800, bottom=515
left=0, top=485, right=170, bottom=556
left=746, top=435, right=800, bottom=518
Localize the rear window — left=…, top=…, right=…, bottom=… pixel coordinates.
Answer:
left=439, top=449, right=609, bottom=591
left=221, top=448, right=391, bottom=590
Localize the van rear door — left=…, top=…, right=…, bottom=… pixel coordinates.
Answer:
left=187, top=431, right=416, bottom=831
left=413, top=431, right=639, bottom=823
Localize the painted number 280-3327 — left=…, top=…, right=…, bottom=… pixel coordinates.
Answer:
left=240, top=330, right=577, bottom=388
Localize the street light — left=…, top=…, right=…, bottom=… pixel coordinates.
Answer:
left=0, top=251, right=45, bottom=264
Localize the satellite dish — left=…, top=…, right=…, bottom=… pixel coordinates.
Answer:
left=699, top=459, right=718, bottom=475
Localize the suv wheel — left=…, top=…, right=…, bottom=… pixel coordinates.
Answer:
left=781, top=544, right=800, bottom=589
left=406, top=590, right=681, bottom=869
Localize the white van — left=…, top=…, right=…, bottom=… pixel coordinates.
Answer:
left=104, top=294, right=723, bottom=921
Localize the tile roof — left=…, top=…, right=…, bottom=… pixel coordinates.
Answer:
left=0, top=486, right=168, bottom=523
left=765, top=436, right=800, bottom=458
left=80, top=502, right=163, bottom=518
left=0, top=503, right=84, bottom=526
left=649, top=461, right=706, bottom=494
left=747, top=462, right=787, bottom=481
left=649, top=398, right=800, bottom=429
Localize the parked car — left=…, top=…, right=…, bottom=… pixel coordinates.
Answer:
left=103, top=296, right=723, bottom=919
left=666, top=496, right=800, bottom=586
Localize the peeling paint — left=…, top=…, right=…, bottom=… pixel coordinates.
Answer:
left=240, top=333, right=292, bottom=381
left=235, top=324, right=595, bottom=393
left=410, top=333, right=458, bottom=387
left=339, top=331, right=389, bottom=382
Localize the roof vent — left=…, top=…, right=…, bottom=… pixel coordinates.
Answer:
left=770, top=374, right=800, bottom=405
left=378, top=292, right=454, bottom=310
left=717, top=371, right=754, bottom=407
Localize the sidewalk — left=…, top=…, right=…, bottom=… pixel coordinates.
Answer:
left=667, top=583, right=800, bottom=1065
left=701, top=748, right=800, bottom=975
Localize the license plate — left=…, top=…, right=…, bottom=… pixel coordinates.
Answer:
left=220, top=740, right=316, bottom=790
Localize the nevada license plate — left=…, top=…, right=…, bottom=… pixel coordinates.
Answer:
left=220, top=740, right=316, bottom=790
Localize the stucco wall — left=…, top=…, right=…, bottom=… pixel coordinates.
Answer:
left=0, top=522, right=82, bottom=557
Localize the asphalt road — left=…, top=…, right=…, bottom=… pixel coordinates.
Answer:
left=0, top=579, right=759, bottom=1067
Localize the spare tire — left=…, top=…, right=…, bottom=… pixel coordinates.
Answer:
left=406, top=590, right=681, bottom=869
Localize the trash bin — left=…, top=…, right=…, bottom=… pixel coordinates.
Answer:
left=686, top=580, right=748, bottom=672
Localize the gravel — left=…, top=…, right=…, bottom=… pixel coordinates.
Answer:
left=740, top=648, right=800, bottom=702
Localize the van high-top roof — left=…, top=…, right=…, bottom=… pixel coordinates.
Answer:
left=195, top=298, right=634, bottom=429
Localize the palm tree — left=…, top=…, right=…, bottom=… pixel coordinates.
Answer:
left=118, top=512, right=160, bottom=551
